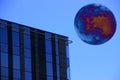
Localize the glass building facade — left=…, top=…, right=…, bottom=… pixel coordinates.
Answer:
left=0, top=19, right=70, bottom=80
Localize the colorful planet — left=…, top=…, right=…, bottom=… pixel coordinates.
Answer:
left=74, top=4, right=116, bottom=45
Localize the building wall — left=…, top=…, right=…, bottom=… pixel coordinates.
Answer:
left=0, top=19, right=70, bottom=80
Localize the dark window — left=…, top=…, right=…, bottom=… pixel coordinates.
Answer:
left=24, top=35, right=31, bottom=49
left=25, top=72, right=32, bottom=80
left=1, top=67, right=8, bottom=77
left=0, top=28, right=8, bottom=43
left=1, top=53, right=8, bottom=67
left=13, top=55, right=20, bottom=69
left=0, top=44, right=8, bottom=53
left=24, top=49, right=31, bottom=58
left=13, top=46, right=20, bottom=55
left=25, top=58, right=31, bottom=72
left=12, top=31, right=20, bottom=46
left=1, top=77, right=8, bottom=80
left=13, top=69, right=20, bottom=79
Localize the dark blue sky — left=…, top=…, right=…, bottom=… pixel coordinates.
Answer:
left=0, top=0, right=120, bottom=80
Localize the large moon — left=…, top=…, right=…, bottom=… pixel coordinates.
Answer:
left=74, top=4, right=116, bottom=45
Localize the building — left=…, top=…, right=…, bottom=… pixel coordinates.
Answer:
left=0, top=19, right=70, bottom=80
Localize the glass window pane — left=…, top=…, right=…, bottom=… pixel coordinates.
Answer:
left=24, top=49, right=31, bottom=58
left=46, top=63, right=53, bottom=76
left=13, top=46, right=20, bottom=55
left=12, top=31, right=20, bottom=46
left=1, top=53, right=8, bottom=67
left=46, top=54, right=52, bottom=62
left=13, top=69, right=20, bottom=79
left=1, top=67, right=8, bottom=77
left=24, top=27, right=30, bottom=35
left=24, top=35, right=31, bottom=49
left=25, top=58, right=31, bottom=72
left=47, top=76, right=53, bottom=80
left=0, top=44, right=8, bottom=52
left=1, top=77, right=8, bottom=80
left=12, top=23, right=19, bottom=31
left=25, top=72, right=32, bottom=80
left=45, top=40, right=52, bottom=54
left=0, top=20, right=7, bottom=28
left=13, top=55, right=20, bottom=69
left=0, top=28, right=8, bottom=43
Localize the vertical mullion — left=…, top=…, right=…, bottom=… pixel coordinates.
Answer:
left=7, top=22, right=13, bottom=80
left=19, top=27, right=25, bottom=80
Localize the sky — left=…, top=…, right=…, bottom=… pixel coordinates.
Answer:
left=0, top=0, right=120, bottom=80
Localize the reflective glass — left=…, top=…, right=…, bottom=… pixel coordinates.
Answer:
left=45, top=40, right=52, bottom=54
left=46, top=63, right=53, bottom=76
left=56, top=65, right=60, bottom=78
left=25, top=58, right=31, bottom=72
left=13, top=69, right=20, bottom=79
left=24, top=27, right=30, bottom=34
left=1, top=53, right=8, bottom=67
left=24, top=35, right=31, bottom=49
left=0, top=20, right=7, bottom=28
left=47, top=76, right=53, bottom=80
left=56, top=56, right=59, bottom=64
left=13, top=55, right=20, bottom=69
left=0, top=44, right=8, bottom=53
left=67, top=67, right=70, bottom=80
left=24, top=49, right=31, bottom=58
left=46, top=54, right=52, bottom=62
left=25, top=72, right=32, bottom=80
left=1, top=67, right=8, bottom=77
left=12, top=23, right=19, bottom=31
left=0, top=28, right=8, bottom=43
left=45, top=32, right=52, bottom=54
left=1, top=77, right=8, bottom=80
left=12, top=31, right=20, bottom=46
left=13, top=46, right=20, bottom=55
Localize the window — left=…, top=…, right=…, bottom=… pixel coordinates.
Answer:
left=47, top=76, right=53, bottom=80
left=56, top=65, right=60, bottom=78
left=0, top=20, right=7, bottom=28
left=0, top=28, right=8, bottom=43
left=25, top=58, right=31, bottom=72
left=12, top=31, right=20, bottom=46
left=25, top=72, right=32, bottom=80
left=46, top=54, right=52, bottom=62
left=1, top=77, right=8, bottom=80
left=13, top=69, right=20, bottom=79
left=24, top=35, right=31, bottom=49
left=0, top=44, right=8, bottom=53
left=13, top=55, right=20, bottom=69
left=24, top=49, right=31, bottom=58
left=46, top=63, right=53, bottom=76
left=45, top=32, right=52, bottom=54
left=1, top=67, right=8, bottom=77
left=13, top=46, right=20, bottom=55
left=24, top=27, right=30, bottom=35
left=67, top=67, right=70, bottom=80
left=12, top=23, right=19, bottom=31
left=1, top=53, right=8, bottom=67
